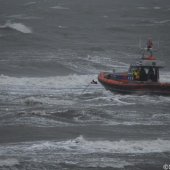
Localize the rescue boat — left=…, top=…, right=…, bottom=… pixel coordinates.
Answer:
left=98, top=49, right=170, bottom=96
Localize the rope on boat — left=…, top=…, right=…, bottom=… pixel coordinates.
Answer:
left=80, top=80, right=98, bottom=95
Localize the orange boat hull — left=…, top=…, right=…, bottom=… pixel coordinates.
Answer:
left=98, top=72, right=170, bottom=95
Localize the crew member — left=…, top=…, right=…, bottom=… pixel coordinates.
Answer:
left=147, top=67, right=155, bottom=81
left=133, top=68, right=140, bottom=80
left=140, top=67, right=147, bottom=81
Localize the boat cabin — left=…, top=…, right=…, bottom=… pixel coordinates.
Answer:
left=128, top=57, right=165, bottom=82
left=98, top=39, right=170, bottom=95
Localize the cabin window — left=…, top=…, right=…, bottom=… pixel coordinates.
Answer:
left=129, top=66, right=159, bottom=82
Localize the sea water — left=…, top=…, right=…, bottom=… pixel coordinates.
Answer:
left=0, top=0, right=170, bottom=169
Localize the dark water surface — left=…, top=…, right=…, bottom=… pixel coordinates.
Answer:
left=0, top=0, right=170, bottom=169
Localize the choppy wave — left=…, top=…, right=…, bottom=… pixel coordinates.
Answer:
left=0, top=73, right=170, bottom=128
left=84, top=93, right=170, bottom=107
left=84, top=95, right=135, bottom=107
left=59, top=54, right=129, bottom=74
left=0, top=74, right=98, bottom=90
left=1, top=136, right=170, bottom=154
left=56, top=136, right=170, bottom=154
left=7, top=14, right=41, bottom=20
left=86, top=55, right=129, bottom=69
left=0, top=74, right=170, bottom=107
left=22, top=96, right=75, bottom=106
left=0, top=21, right=32, bottom=34
left=0, top=158, right=19, bottom=167
left=0, top=116, right=71, bottom=127
left=0, top=137, right=169, bottom=168
left=23, top=97, right=44, bottom=106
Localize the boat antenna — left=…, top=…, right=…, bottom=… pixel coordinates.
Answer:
left=138, top=37, right=143, bottom=55
left=138, top=38, right=146, bottom=58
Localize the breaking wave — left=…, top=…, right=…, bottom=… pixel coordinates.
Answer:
left=0, top=21, right=32, bottom=34
left=57, top=136, right=170, bottom=154
left=1, top=136, right=170, bottom=154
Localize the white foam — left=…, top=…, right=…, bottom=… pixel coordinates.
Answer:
left=58, top=25, right=67, bottom=29
left=102, top=15, right=109, bottom=18
left=7, top=14, right=40, bottom=20
left=55, top=137, right=170, bottom=154
left=4, top=136, right=170, bottom=154
left=83, top=90, right=170, bottom=107
left=107, top=119, right=165, bottom=126
left=0, top=74, right=97, bottom=90
left=0, top=116, right=71, bottom=127
left=159, top=96, right=170, bottom=103
left=24, top=97, right=44, bottom=106
left=0, top=142, right=131, bottom=168
left=137, top=7, right=148, bottom=10
left=112, top=96, right=135, bottom=105
left=22, top=96, right=75, bottom=106
left=153, top=19, right=170, bottom=24
left=0, top=21, right=32, bottom=34
left=57, top=54, right=129, bottom=74
left=76, top=158, right=132, bottom=168
left=24, top=2, right=36, bottom=6
left=86, top=55, right=129, bottom=68
left=0, top=158, right=19, bottom=167
left=0, top=137, right=169, bottom=168
left=50, top=6, right=69, bottom=10
left=152, top=113, right=170, bottom=120
left=153, top=6, right=161, bottom=10
left=137, top=6, right=162, bottom=11
left=160, top=71, right=170, bottom=82
left=84, top=95, right=135, bottom=106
